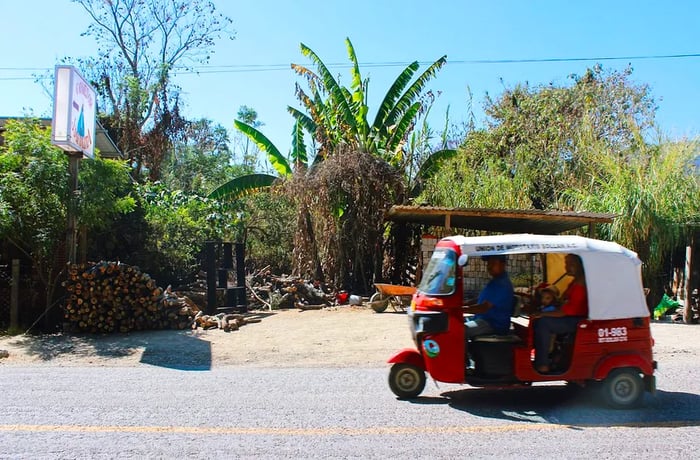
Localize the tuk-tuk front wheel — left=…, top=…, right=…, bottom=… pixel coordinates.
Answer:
left=389, top=363, right=426, bottom=399
left=601, top=368, right=644, bottom=409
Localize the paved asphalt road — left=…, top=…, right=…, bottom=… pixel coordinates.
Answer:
left=1, top=361, right=698, bottom=459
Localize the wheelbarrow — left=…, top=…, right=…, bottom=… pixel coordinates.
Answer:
left=369, top=283, right=416, bottom=313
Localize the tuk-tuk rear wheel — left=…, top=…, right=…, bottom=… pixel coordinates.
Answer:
left=601, top=368, right=644, bottom=409
left=389, top=363, right=426, bottom=399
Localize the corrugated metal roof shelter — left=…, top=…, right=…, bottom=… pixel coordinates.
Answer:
left=386, top=205, right=616, bottom=236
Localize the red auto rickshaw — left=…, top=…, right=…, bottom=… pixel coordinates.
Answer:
left=388, top=234, right=656, bottom=409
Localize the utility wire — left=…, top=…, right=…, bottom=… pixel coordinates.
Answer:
left=1, top=52, right=699, bottom=80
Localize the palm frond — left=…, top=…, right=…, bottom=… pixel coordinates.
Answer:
left=234, top=120, right=292, bottom=177
left=291, top=63, right=322, bottom=88
left=345, top=37, right=369, bottom=137
left=386, top=101, right=422, bottom=157
left=382, top=56, right=447, bottom=137
left=287, top=106, right=317, bottom=135
left=291, top=121, right=308, bottom=168
left=372, top=61, right=419, bottom=130
left=208, top=173, right=278, bottom=201
left=417, top=149, right=458, bottom=181
left=300, top=42, right=355, bottom=130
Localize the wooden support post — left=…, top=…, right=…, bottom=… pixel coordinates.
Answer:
left=223, top=242, right=233, bottom=269
left=66, top=155, right=80, bottom=265
left=205, top=241, right=217, bottom=315
left=225, top=288, right=237, bottom=308
left=217, top=268, right=228, bottom=288
left=10, top=259, right=19, bottom=330
left=684, top=244, right=692, bottom=302
left=235, top=243, right=247, bottom=312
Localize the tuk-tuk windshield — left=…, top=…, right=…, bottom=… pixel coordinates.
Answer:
left=418, top=248, right=457, bottom=295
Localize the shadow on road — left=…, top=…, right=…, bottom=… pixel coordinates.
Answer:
left=433, top=385, right=700, bottom=427
left=4, top=312, right=279, bottom=370
left=139, top=331, right=212, bottom=370
left=7, top=330, right=213, bottom=371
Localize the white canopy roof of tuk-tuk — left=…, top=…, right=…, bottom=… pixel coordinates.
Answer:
left=444, top=234, right=648, bottom=320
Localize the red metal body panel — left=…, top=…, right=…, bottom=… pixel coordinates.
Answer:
left=513, top=317, right=655, bottom=382
left=387, top=348, right=425, bottom=370
left=419, top=310, right=465, bottom=383
left=593, top=353, right=655, bottom=380
left=411, top=238, right=466, bottom=383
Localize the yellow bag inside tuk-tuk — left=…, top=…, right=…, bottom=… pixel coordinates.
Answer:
left=545, top=253, right=568, bottom=296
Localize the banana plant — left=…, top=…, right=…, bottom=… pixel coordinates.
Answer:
left=207, top=120, right=308, bottom=200
left=210, top=38, right=451, bottom=202
left=291, top=38, right=447, bottom=167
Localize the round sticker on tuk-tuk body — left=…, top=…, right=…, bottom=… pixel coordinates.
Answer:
left=423, top=339, right=440, bottom=358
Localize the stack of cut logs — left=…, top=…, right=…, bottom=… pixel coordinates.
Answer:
left=174, top=266, right=339, bottom=311
left=193, top=312, right=261, bottom=331
left=63, top=261, right=199, bottom=333
left=246, top=266, right=336, bottom=310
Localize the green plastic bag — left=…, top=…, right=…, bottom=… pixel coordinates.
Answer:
left=654, top=293, right=680, bottom=319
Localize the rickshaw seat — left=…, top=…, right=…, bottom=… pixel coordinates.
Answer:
left=471, top=333, right=522, bottom=344
left=470, top=333, right=521, bottom=377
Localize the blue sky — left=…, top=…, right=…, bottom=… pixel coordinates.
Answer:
left=2, top=0, right=699, bottom=158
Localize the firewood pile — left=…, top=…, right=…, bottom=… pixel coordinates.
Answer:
left=173, top=266, right=342, bottom=311
left=63, top=261, right=199, bottom=333
left=246, top=266, right=339, bottom=310
left=63, top=259, right=365, bottom=334
left=193, top=312, right=261, bottom=331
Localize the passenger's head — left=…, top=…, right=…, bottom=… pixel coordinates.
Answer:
left=482, top=255, right=507, bottom=277
left=539, top=285, right=559, bottom=305
left=564, top=254, right=585, bottom=277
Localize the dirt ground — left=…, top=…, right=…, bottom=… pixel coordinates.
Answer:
left=0, top=306, right=697, bottom=368
left=0, top=306, right=415, bottom=368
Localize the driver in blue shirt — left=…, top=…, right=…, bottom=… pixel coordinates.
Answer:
left=463, top=255, right=514, bottom=337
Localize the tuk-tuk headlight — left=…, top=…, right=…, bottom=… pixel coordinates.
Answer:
left=422, top=297, right=444, bottom=308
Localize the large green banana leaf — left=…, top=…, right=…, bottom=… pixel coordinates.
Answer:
left=234, top=120, right=292, bottom=177
left=208, top=173, right=278, bottom=201
left=291, top=121, right=308, bottom=168
left=386, top=101, right=422, bottom=158
left=345, top=38, right=369, bottom=137
left=372, top=61, right=419, bottom=131
left=299, top=43, right=356, bottom=131
left=382, top=56, right=447, bottom=138
left=287, top=106, right=317, bottom=136
left=410, top=148, right=458, bottom=197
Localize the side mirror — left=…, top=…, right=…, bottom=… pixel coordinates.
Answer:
left=457, top=254, right=468, bottom=266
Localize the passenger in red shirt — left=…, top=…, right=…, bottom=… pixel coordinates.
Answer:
left=532, top=254, right=588, bottom=373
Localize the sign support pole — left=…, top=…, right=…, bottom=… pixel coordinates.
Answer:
left=67, top=154, right=80, bottom=265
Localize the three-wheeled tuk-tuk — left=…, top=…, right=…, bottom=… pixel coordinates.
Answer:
left=388, top=234, right=656, bottom=409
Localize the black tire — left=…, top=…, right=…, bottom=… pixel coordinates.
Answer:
left=370, top=292, right=388, bottom=313
left=388, top=363, right=426, bottom=399
left=601, top=368, right=644, bottom=409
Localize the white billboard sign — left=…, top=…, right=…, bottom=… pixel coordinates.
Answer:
left=51, top=65, right=96, bottom=159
